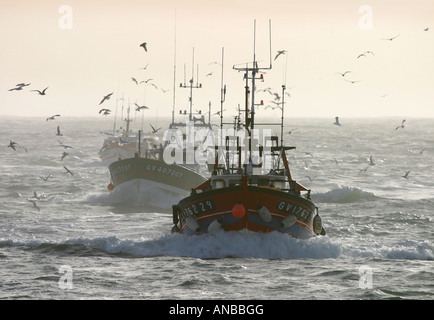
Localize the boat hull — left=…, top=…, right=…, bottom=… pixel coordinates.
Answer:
left=108, top=156, right=208, bottom=198
left=175, top=185, right=320, bottom=239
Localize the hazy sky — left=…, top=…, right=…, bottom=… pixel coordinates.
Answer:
left=1, top=0, right=434, bottom=119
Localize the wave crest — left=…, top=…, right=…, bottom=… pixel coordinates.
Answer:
left=312, top=186, right=378, bottom=203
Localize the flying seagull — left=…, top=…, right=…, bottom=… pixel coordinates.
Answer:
left=28, top=200, right=40, bottom=212
left=357, top=51, right=375, bottom=58
left=31, top=190, right=40, bottom=200
left=8, top=86, right=24, bottom=91
left=286, top=128, right=297, bottom=134
left=336, top=71, right=352, bottom=77
left=46, top=114, right=60, bottom=121
left=344, top=79, right=361, bottom=84
left=274, top=50, right=287, bottom=61
left=382, top=34, right=400, bottom=41
left=56, top=126, right=63, bottom=136
left=395, top=119, right=406, bottom=130
left=140, top=42, right=147, bottom=52
left=99, top=92, right=114, bottom=105
left=61, top=151, right=68, bottom=161
left=31, top=87, right=48, bottom=95
left=402, top=171, right=410, bottom=179
left=63, top=166, right=74, bottom=176
left=8, top=140, right=17, bottom=151
left=16, top=83, right=31, bottom=87
left=150, top=124, right=161, bottom=134
left=333, top=117, right=341, bottom=126
left=99, top=108, right=111, bottom=115
left=135, top=103, right=148, bottom=111
left=39, top=174, right=52, bottom=181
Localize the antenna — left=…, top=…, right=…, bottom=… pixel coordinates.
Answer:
left=172, top=10, right=177, bottom=125
left=269, top=19, right=272, bottom=69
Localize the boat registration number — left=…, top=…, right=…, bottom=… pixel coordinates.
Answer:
left=276, top=201, right=313, bottom=221
left=180, top=200, right=216, bottom=220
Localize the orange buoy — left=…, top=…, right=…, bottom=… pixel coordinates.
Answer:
left=232, top=203, right=245, bottom=218
left=107, top=183, right=114, bottom=191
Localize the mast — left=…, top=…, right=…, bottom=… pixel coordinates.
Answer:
left=233, top=19, right=273, bottom=167
left=172, top=11, right=177, bottom=125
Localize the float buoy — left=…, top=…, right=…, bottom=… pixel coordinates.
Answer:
left=313, top=213, right=322, bottom=235
left=107, top=183, right=114, bottom=191
left=186, top=216, right=200, bottom=232
left=281, top=215, right=296, bottom=228
left=232, top=203, right=245, bottom=218
left=208, top=219, right=223, bottom=233
left=258, top=205, right=272, bottom=223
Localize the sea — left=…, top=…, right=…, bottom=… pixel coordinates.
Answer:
left=0, top=116, right=433, bottom=304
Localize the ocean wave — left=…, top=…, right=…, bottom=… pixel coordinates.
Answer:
left=312, top=185, right=379, bottom=203
left=2, top=233, right=431, bottom=261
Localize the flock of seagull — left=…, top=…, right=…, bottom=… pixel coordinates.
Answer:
left=6, top=32, right=428, bottom=210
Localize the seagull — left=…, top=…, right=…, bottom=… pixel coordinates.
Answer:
left=135, top=103, right=149, bottom=111
left=131, top=77, right=139, bottom=85
left=382, top=34, right=400, bottom=41
left=16, top=83, right=31, bottom=87
left=8, top=86, right=24, bottom=91
left=8, top=140, right=17, bottom=151
left=402, top=171, right=410, bottom=179
left=274, top=50, right=287, bottom=61
left=139, top=64, right=149, bottom=70
left=59, top=144, right=74, bottom=149
left=39, top=174, right=52, bottom=181
left=344, top=79, right=361, bottom=84
left=357, top=51, right=375, bottom=58
left=61, top=151, right=68, bottom=161
left=286, top=128, right=297, bottom=134
left=303, top=152, right=315, bottom=158
left=31, top=87, right=48, bottom=95
left=424, top=27, right=429, bottom=31
left=150, top=124, right=161, bottom=133
left=333, top=117, right=341, bottom=126
left=140, top=78, right=154, bottom=84
left=63, top=166, right=74, bottom=176
left=56, top=126, right=63, bottom=136
left=369, top=155, right=376, bottom=165
left=305, top=175, right=318, bottom=182
left=212, top=110, right=226, bottom=116
left=206, top=72, right=214, bottom=77
left=28, top=200, right=40, bottom=212
left=336, top=71, right=352, bottom=77
left=31, top=190, right=40, bottom=200
left=46, top=114, right=60, bottom=121
left=358, top=166, right=369, bottom=175
left=140, top=42, right=147, bottom=52
left=99, top=108, right=111, bottom=115
left=99, top=92, right=114, bottom=105
left=395, top=119, right=406, bottom=130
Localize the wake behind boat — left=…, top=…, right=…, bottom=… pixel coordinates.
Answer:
left=171, top=21, right=326, bottom=238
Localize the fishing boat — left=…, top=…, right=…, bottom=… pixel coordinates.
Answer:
left=99, top=106, right=160, bottom=165
left=171, top=22, right=325, bottom=238
left=107, top=55, right=213, bottom=204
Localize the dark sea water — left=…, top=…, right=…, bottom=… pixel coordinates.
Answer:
left=0, top=116, right=432, bottom=302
